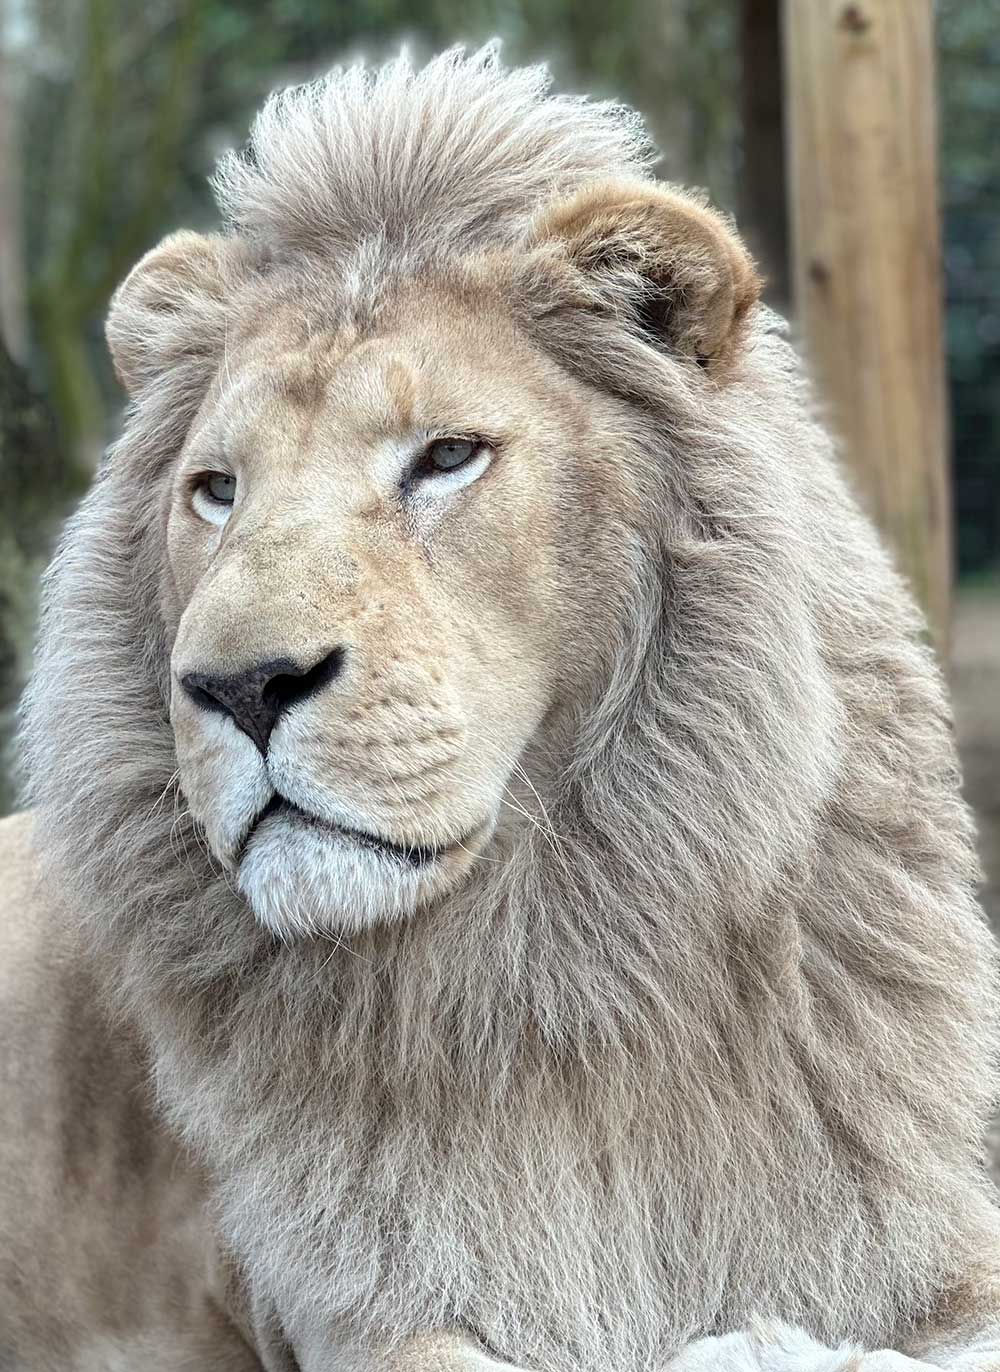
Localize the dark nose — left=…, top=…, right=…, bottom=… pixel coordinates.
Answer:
left=180, top=647, right=345, bottom=754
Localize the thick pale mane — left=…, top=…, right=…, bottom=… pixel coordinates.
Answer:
left=213, top=45, right=654, bottom=259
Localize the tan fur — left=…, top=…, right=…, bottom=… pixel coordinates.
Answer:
left=7, top=46, right=1000, bottom=1372
left=529, top=178, right=761, bottom=371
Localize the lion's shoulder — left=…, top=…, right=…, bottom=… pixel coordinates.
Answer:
left=0, top=809, right=91, bottom=1025
left=0, top=811, right=258, bottom=1367
left=0, top=810, right=49, bottom=980
left=0, top=809, right=40, bottom=913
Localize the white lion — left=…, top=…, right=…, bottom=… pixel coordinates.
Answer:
left=3, top=45, right=1000, bottom=1372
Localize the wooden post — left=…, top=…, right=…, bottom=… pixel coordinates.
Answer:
left=782, top=0, right=951, bottom=647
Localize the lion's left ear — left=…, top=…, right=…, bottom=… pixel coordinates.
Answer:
left=528, top=179, right=761, bottom=373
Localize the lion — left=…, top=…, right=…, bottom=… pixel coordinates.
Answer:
left=3, top=43, right=1000, bottom=1372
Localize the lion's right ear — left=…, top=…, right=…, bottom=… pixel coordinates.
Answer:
left=106, top=232, right=242, bottom=396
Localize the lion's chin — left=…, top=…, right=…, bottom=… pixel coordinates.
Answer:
left=236, top=804, right=481, bottom=939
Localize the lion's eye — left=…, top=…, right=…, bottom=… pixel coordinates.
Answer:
left=190, top=471, right=237, bottom=527
left=203, top=472, right=237, bottom=504
left=404, top=436, right=493, bottom=496
left=423, top=439, right=479, bottom=473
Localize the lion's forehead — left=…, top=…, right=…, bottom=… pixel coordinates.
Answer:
left=204, top=294, right=517, bottom=446
left=204, top=342, right=408, bottom=452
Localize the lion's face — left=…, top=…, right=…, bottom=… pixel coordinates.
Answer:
left=104, top=173, right=758, bottom=938
left=163, top=285, right=627, bottom=936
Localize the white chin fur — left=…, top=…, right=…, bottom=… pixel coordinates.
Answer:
left=237, top=813, right=444, bottom=938
left=174, top=712, right=272, bottom=866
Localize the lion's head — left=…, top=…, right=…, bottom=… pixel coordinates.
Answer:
left=19, top=47, right=998, bottom=1371
left=101, top=64, right=757, bottom=938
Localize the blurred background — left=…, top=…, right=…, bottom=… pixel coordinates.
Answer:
left=0, top=0, right=997, bottom=920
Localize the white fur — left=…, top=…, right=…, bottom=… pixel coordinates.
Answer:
left=237, top=809, right=457, bottom=939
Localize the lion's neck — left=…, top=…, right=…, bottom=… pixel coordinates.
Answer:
left=124, top=836, right=996, bottom=1372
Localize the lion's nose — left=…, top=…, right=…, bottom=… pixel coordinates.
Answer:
left=180, top=647, right=345, bottom=754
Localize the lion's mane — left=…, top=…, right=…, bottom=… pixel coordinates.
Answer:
left=19, top=46, right=1000, bottom=1372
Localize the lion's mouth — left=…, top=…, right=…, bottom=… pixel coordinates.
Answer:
left=241, top=794, right=444, bottom=868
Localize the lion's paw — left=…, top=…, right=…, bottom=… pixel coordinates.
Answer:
left=669, top=1322, right=932, bottom=1372
left=382, top=1331, right=530, bottom=1371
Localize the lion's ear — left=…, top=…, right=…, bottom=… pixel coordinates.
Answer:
left=106, top=231, right=241, bottom=396
left=529, top=179, right=761, bottom=373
